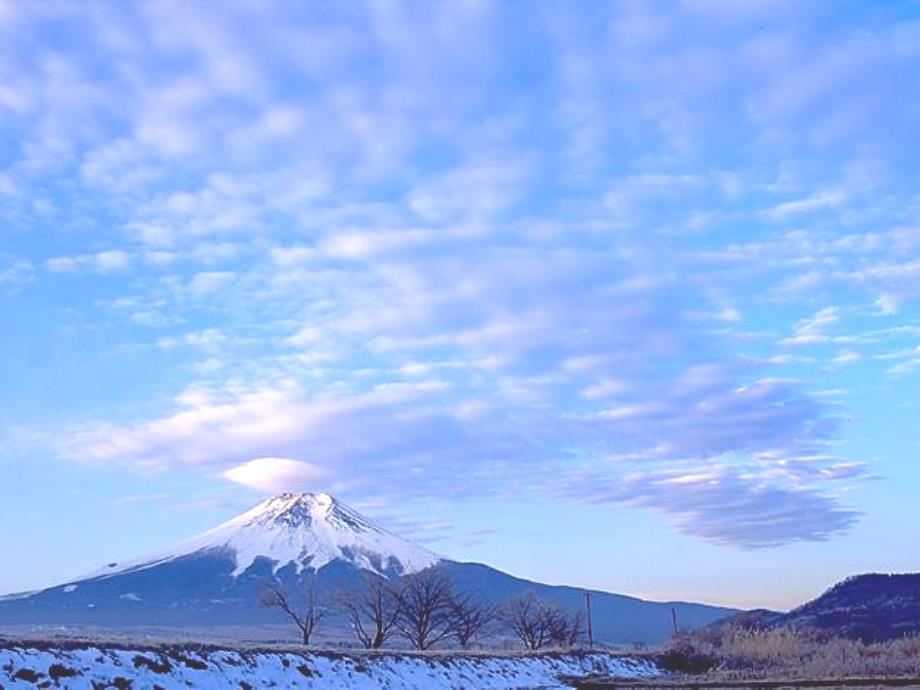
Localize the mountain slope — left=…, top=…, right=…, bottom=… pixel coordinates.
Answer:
left=438, top=560, right=738, bottom=645
left=777, top=573, right=920, bottom=642
left=0, top=492, right=736, bottom=644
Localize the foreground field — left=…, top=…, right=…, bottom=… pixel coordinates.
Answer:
left=575, top=677, right=920, bottom=690
left=575, top=628, right=920, bottom=690
left=0, top=638, right=660, bottom=689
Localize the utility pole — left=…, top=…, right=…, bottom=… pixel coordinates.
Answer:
left=585, top=592, right=593, bottom=648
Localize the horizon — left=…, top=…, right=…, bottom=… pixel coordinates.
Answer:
left=0, top=485, right=903, bottom=613
left=0, top=487, right=771, bottom=611
left=2, top=1, right=919, bottom=614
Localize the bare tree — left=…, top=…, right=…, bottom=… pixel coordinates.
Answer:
left=499, top=591, right=576, bottom=650
left=500, top=592, right=549, bottom=650
left=395, top=569, right=461, bottom=650
left=339, top=573, right=405, bottom=649
left=260, top=581, right=326, bottom=646
left=548, top=608, right=585, bottom=648
left=451, top=593, right=497, bottom=649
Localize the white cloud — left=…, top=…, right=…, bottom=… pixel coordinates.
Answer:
left=580, top=379, right=629, bottom=400
left=95, top=249, right=131, bottom=271
left=408, top=159, right=526, bottom=222
left=188, top=271, right=235, bottom=295
left=223, top=457, right=328, bottom=493
left=876, top=294, right=899, bottom=315
left=780, top=306, right=839, bottom=346
left=0, top=259, right=33, bottom=288
left=832, top=350, right=860, bottom=365
left=156, top=328, right=226, bottom=350
left=45, top=250, right=132, bottom=274
left=764, top=190, right=846, bottom=222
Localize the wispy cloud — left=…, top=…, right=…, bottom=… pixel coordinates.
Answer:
left=45, top=250, right=132, bottom=274
left=0, top=259, right=33, bottom=289
left=3, top=0, right=917, bottom=550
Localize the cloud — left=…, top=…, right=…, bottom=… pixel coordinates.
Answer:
left=111, top=493, right=170, bottom=506
left=764, top=190, right=846, bottom=222
left=156, top=328, right=226, bottom=350
left=66, top=312, right=862, bottom=548
left=45, top=250, right=131, bottom=274
left=223, top=457, right=328, bottom=493
left=780, top=306, right=839, bottom=346
left=0, top=259, right=33, bottom=289
left=8, top=0, right=914, bottom=551
left=569, top=463, right=860, bottom=547
left=187, top=270, right=235, bottom=295
left=408, top=158, right=526, bottom=222
left=876, top=294, right=899, bottom=315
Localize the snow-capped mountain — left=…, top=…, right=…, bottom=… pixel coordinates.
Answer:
left=0, top=491, right=738, bottom=643
left=89, top=492, right=440, bottom=581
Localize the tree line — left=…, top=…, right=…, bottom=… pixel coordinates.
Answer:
left=260, top=568, right=585, bottom=650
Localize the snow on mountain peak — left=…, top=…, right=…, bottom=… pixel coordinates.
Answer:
left=94, top=492, right=441, bottom=580
left=239, top=492, right=375, bottom=533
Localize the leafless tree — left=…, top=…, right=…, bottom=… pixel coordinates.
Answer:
left=500, top=592, right=549, bottom=650
left=548, top=608, right=585, bottom=648
left=339, top=573, right=405, bottom=649
left=451, top=593, right=497, bottom=649
left=499, top=591, right=577, bottom=650
left=395, top=569, right=461, bottom=650
left=260, top=581, right=326, bottom=646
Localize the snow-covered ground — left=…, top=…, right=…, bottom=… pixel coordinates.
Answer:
left=0, top=640, right=661, bottom=688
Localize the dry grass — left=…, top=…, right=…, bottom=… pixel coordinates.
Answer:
left=661, top=626, right=920, bottom=680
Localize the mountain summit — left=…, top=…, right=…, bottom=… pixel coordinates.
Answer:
left=93, top=492, right=441, bottom=580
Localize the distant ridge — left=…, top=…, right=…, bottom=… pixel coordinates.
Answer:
left=778, top=573, right=920, bottom=641
left=709, top=573, right=920, bottom=642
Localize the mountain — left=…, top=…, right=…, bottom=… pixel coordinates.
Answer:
left=776, top=573, right=920, bottom=642
left=87, top=492, right=441, bottom=580
left=0, top=492, right=737, bottom=644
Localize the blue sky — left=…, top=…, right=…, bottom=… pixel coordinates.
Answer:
left=1, top=0, right=919, bottom=610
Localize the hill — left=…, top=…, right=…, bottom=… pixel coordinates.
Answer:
left=778, top=573, right=920, bottom=642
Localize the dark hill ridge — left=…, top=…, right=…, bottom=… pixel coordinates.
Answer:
left=0, top=492, right=737, bottom=644
left=779, top=573, right=920, bottom=642
left=709, top=573, right=920, bottom=642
